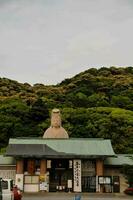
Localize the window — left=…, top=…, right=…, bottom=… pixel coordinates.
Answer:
left=1, top=180, right=8, bottom=189
left=24, top=176, right=39, bottom=184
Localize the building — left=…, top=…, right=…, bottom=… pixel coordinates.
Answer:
left=104, top=154, right=133, bottom=193
left=0, top=155, right=16, bottom=181
left=2, top=109, right=133, bottom=193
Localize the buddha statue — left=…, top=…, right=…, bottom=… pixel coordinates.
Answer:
left=43, top=108, right=69, bottom=138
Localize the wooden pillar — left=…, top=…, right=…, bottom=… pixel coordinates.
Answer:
left=96, top=159, right=104, bottom=192
left=96, top=159, right=104, bottom=176
left=27, top=159, right=35, bottom=175
left=16, top=159, right=24, bottom=191
left=16, top=159, right=24, bottom=174
left=40, top=159, right=47, bottom=175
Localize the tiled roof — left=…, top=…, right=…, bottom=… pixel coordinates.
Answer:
left=104, top=154, right=133, bottom=166
left=5, top=138, right=115, bottom=158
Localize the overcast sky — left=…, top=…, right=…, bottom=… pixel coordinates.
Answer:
left=0, top=0, right=133, bottom=85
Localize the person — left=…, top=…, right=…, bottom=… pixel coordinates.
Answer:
left=13, top=185, right=22, bottom=200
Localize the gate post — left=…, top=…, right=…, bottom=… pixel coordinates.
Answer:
left=96, top=159, right=103, bottom=192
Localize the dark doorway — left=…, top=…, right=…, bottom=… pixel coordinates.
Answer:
left=112, top=176, right=120, bottom=193
left=49, top=159, right=72, bottom=192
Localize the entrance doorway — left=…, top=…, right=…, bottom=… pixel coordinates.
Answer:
left=112, top=176, right=120, bottom=193
left=49, top=159, right=72, bottom=192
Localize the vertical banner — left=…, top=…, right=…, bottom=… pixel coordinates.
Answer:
left=73, top=159, right=81, bottom=192
left=96, top=175, right=100, bottom=192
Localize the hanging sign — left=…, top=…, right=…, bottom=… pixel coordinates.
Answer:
left=73, top=159, right=81, bottom=192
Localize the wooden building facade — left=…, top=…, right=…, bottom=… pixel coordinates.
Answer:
left=5, top=137, right=118, bottom=193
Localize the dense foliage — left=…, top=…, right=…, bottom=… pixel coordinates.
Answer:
left=122, top=164, right=133, bottom=187
left=0, top=67, right=133, bottom=153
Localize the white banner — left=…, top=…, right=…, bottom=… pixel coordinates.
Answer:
left=73, top=159, right=81, bottom=192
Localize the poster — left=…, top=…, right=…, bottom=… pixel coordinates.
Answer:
left=40, top=182, right=48, bottom=191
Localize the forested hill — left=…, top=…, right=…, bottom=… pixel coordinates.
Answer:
left=0, top=66, right=133, bottom=154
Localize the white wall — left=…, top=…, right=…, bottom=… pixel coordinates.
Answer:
left=0, top=170, right=16, bottom=182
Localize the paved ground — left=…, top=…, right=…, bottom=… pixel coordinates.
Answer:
left=23, top=192, right=133, bottom=200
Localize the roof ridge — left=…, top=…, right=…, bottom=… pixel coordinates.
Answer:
left=10, top=137, right=105, bottom=140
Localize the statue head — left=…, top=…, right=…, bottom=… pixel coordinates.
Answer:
left=51, top=108, right=61, bottom=128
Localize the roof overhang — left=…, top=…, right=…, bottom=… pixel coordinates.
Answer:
left=5, top=143, right=115, bottom=159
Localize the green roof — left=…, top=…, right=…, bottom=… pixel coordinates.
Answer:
left=6, top=138, right=115, bottom=158
left=0, top=155, right=16, bottom=165
left=104, top=154, right=133, bottom=166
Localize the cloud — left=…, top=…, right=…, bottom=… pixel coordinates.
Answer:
left=0, top=0, right=133, bottom=84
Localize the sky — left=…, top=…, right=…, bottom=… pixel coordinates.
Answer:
left=0, top=0, right=133, bottom=85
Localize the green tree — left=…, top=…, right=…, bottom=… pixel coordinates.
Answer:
left=122, top=164, right=133, bottom=187
left=29, top=98, right=49, bottom=122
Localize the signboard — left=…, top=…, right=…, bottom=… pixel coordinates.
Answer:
left=99, top=177, right=104, bottom=184
left=73, top=160, right=81, bottom=192
left=98, top=176, right=111, bottom=184
left=47, top=160, right=51, bottom=168
left=68, top=180, right=72, bottom=188
left=40, top=182, right=48, bottom=191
